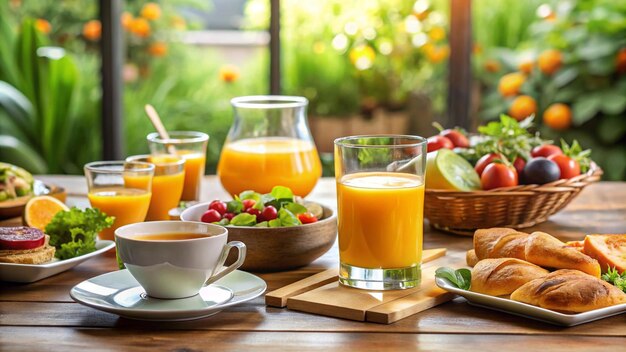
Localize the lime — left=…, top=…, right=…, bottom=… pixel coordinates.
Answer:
left=425, top=149, right=481, bottom=191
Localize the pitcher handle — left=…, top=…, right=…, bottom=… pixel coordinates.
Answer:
left=204, top=241, right=246, bottom=286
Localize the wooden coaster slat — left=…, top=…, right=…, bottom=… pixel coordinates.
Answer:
left=265, top=268, right=338, bottom=307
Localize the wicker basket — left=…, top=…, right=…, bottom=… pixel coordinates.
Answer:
left=424, top=163, right=603, bottom=236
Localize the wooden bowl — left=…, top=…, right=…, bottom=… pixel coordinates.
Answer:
left=0, top=181, right=67, bottom=220
left=180, top=202, right=337, bottom=272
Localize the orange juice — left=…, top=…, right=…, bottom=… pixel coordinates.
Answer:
left=217, top=137, right=322, bottom=197
left=177, top=151, right=206, bottom=201
left=88, top=188, right=152, bottom=240
left=125, top=156, right=185, bottom=221
left=337, top=172, right=424, bottom=268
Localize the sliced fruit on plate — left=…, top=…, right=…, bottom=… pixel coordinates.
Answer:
left=24, top=196, right=69, bottom=231
left=425, top=149, right=481, bottom=191
left=583, top=235, right=626, bottom=273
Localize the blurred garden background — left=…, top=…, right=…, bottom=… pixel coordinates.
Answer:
left=0, top=0, right=625, bottom=180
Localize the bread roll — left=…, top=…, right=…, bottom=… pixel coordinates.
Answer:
left=583, top=234, right=626, bottom=273
left=466, top=249, right=479, bottom=267
left=472, top=228, right=601, bottom=277
left=471, top=258, right=549, bottom=296
left=525, top=232, right=601, bottom=278
left=511, top=269, right=626, bottom=313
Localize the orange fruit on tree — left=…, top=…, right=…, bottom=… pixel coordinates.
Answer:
left=148, top=42, right=167, bottom=57
left=617, top=48, right=626, bottom=74
left=35, top=18, right=51, bottom=34
left=24, top=196, right=69, bottom=231
left=498, top=72, right=526, bottom=97
left=508, top=95, right=537, bottom=121
left=129, top=18, right=151, bottom=38
left=538, top=49, right=562, bottom=75
left=121, top=12, right=133, bottom=30
left=219, top=64, right=240, bottom=83
left=484, top=59, right=500, bottom=73
left=543, top=103, right=572, bottom=130
left=518, top=60, right=533, bottom=74
left=82, top=20, right=101, bottom=41
left=428, top=26, right=446, bottom=42
left=423, top=44, right=449, bottom=64
left=141, top=2, right=161, bottom=20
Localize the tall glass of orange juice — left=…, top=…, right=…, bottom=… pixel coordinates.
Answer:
left=147, top=131, right=209, bottom=201
left=334, top=135, right=427, bottom=290
left=126, top=154, right=185, bottom=221
left=84, top=161, right=154, bottom=241
left=217, top=96, right=322, bottom=197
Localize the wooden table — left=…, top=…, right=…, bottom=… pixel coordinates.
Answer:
left=2, top=176, right=626, bottom=351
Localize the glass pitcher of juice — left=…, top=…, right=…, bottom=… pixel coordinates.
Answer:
left=217, top=96, right=322, bottom=197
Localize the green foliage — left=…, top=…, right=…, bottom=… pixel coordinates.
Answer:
left=477, top=0, right=626, bottom=180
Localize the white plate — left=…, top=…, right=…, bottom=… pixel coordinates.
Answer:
left=435, top=277, right=626, bottom=326
left=0, top=240, right=115, bottom=283
left=70, top=269, right=267, bottom=321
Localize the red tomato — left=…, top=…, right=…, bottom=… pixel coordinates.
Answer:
left=441, top=129, right=469, bottom=148
left=427, top=135, right=454, bottom=152
left=531, top=144, right=563, bottom=158
left=242, top=199, right=256, bottom=210
left=475, top=153, right=503, bottom=176
left=246, top=207, right=261, bottom=217
left=297, top=212, right=318, bottom=224
left=513, top=157, right=526, bottom=176
left=208, top=200, right=227, bottom=215
left=481, top=163, right=519, bottom=190
left=201, top=209, right=222, bottom=223
left=547, top=154, right=581, bottom=179
left=261, top=205, right=278, bottom=221
left=222, top=212, right=235, bottom=221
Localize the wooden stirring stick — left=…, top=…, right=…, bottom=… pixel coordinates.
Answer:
left=145, top=104, right=176, bottom=154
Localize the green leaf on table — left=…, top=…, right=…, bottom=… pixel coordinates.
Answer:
left=278, top=208, right=301, bottom=227
left=270, top=186, right=293, bottom=201
left=435, top=267, right=471, bottom=290
left=230, top=213, right=257, bottom=226
left=283, top=202, right=307, bottom=215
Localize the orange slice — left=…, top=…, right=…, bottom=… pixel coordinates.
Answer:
left=24, top=196, right=69, bottom=231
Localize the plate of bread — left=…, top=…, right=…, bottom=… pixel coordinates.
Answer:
left=0, top=226, right=114, bottom=283
left=435, top=227, right=626, bottom=326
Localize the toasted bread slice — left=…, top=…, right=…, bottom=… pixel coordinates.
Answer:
left=583, top=234, right=626, bottom=273
left=0, top=245, right=55, bottom=264
left=0, top=235, right=50, bottom=256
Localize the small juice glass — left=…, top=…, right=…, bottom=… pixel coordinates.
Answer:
left=126, top=154, right=185, bottom=221
left=334, top=135, right=427, bottom=290
left=84, top=161, right=154, bottom=241
left=147, top=131, right=209, bottom=201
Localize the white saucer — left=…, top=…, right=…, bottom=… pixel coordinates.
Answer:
left=0, top=240, right=115, bottom=283
left=70, top=269, right=267, bottom=321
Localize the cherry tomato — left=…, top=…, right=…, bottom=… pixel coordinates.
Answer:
left=261, top=205, right=278, bottom=221
left=441, top=129, right=469, bottom=148
left=481, top=163, right=518, bottom=190
left=427, top=135, right=454, bottom=152
left=246, top=208, right=261, bottom=216
left=242, top=199, right=256, bottom=210
left=297, top=212, right=318, bottom=224
left=222, top=212, right=235, bottom=221
left=208, top=200, right=227, bottom=215
left=547, top=154, right=581, bottom=179
left=531, top=144, right=563, bottom=158
left=475, top=153, right=503, bottom=176
left=513, top=156, right=526, bottom=176
left=201, top=209, right=222, bottom=223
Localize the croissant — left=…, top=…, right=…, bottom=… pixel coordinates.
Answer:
left=511, top=269, right=626, bottom=313
left=466, top=249, right=479, bottom=267
left=471, top=258, right=549, bottom=296
left=473, top=228, right=601, bottom=277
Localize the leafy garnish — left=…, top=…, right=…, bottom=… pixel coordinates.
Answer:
left=230, top=213, right=257, bottom=226
left=45, top=207, right=114, bottom=260
left=473, top=114, right=545, bottom=163
left=435, top=267, right=472, bottom=290
left=561, top=139, right=592, bottom=173
left=601, top=267, right=626, bottom=293
left=278, top=208, right=300, bottom=227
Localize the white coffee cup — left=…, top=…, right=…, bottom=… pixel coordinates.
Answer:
left=115, top=221, right=246, bottom=299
